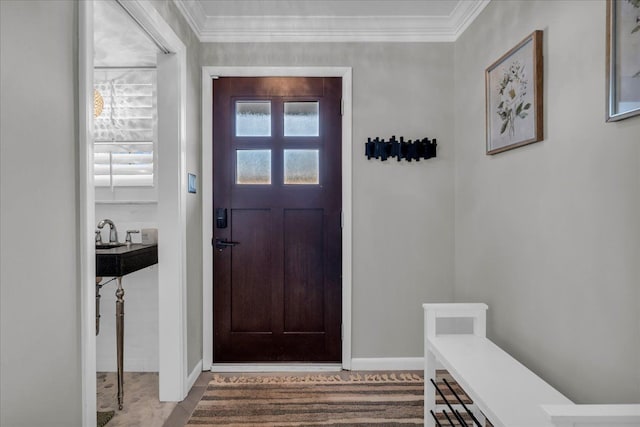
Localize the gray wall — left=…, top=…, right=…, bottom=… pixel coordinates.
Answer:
left=453, top=0, right=640, bottom=403
left=0, top=1, right=82, bottom=426
left=200, top=43, right=456, bottom=357
left=149, top=0, right=203, bottom=373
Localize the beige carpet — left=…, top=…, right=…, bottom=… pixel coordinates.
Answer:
left=97, top=372, right=176, bottom=427
left=187, top=371, right=479, bottom=426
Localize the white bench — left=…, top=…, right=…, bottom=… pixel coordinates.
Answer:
left=423, top=303, right=640, bottom=427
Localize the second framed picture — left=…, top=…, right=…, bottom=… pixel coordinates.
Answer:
left=606, top=0, right=640, bottom=122
left=485, top=30, right=543, bottom=155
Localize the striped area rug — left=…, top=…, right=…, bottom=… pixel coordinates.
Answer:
left=187, top=371, right=474, bottom=426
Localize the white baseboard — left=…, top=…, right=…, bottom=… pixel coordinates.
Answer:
left=208, top=359, right=433, bottom=372
left=350, top=357, right=425, bottom=371
left=211, top=363, right=343, bottom=373
left=186, top=359, right=203, bottom=393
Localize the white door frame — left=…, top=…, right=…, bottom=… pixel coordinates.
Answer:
left=201, top=67, right=353, bottom=370
left=78, top=2, right=96, bottom=425
left=79, top=2, right=189, bottom=425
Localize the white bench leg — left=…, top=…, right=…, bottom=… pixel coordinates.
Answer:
left=425, top=347, right=436, bottom=427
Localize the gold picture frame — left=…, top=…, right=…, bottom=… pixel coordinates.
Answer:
left=485, top=30, right=543, bottom=155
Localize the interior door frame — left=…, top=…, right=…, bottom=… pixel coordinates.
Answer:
left=80, top=2, right=189, bottom=425
left=202, top=67, right=353, bottom=370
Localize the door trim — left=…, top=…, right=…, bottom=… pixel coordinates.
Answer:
left=79, top=2, right=96, bottom=425
left=202, top=66, right=353, bottom=370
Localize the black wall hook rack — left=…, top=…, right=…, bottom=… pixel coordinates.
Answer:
left=365, top=136, right=437, bottom=162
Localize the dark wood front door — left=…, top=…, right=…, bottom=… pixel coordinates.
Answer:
left=212, top=77, right=342, bottom=362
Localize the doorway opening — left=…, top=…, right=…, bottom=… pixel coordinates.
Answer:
left=201, top=67, right=353, bottom=372
left=80, top=2, right=189, bottom=425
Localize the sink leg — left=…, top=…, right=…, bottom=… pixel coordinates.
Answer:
left=115, top=276, right=125, bottom=410
left=95, top=277, right=102, bottom=336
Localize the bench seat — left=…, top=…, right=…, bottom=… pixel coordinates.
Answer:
left=429, top=334, right=572, bottom=427
left=424, top=303, right=640, bottom=427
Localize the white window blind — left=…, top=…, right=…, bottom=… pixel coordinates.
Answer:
left=93, top=69, right=156, bottom=187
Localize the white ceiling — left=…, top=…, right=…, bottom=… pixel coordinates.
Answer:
left=174, top=0, right=491, bottom=42
left=93, top=0, right=490, bottom=67
left=94, top=0, right=159, bottom=67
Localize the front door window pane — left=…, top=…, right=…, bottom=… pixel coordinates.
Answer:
left=284, top=149, right=319, bottom=184
left=236, top=101, right=271, bottom=137
left=284, top=102, right=319, bottom=137
left=237, top=150, right=271, bottom=184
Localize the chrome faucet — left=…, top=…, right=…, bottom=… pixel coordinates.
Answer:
left=97, top=219, right=118, bottom=243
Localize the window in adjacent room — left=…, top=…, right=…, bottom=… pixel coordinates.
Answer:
left=93, top=68, right=156, bottom=190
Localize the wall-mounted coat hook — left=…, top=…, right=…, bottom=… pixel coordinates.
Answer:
left=365, top=135, right=437, bottom=162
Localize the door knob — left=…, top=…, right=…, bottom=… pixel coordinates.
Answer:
left=214, top=238, right=239, bottom=252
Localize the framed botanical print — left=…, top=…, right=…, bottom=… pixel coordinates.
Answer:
left=485, top=30, right=543, bottom=155
left=606, top=0, right=640, bottom=121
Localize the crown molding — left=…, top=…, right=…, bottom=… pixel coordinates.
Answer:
left=173, top=0, right=490, bottom=43
left=449, top=0, right=491, bottom=37
left=173, top=0, right=207, bottom=37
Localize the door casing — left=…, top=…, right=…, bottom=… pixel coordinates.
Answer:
left=202, top=66, right=353, bottom=371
